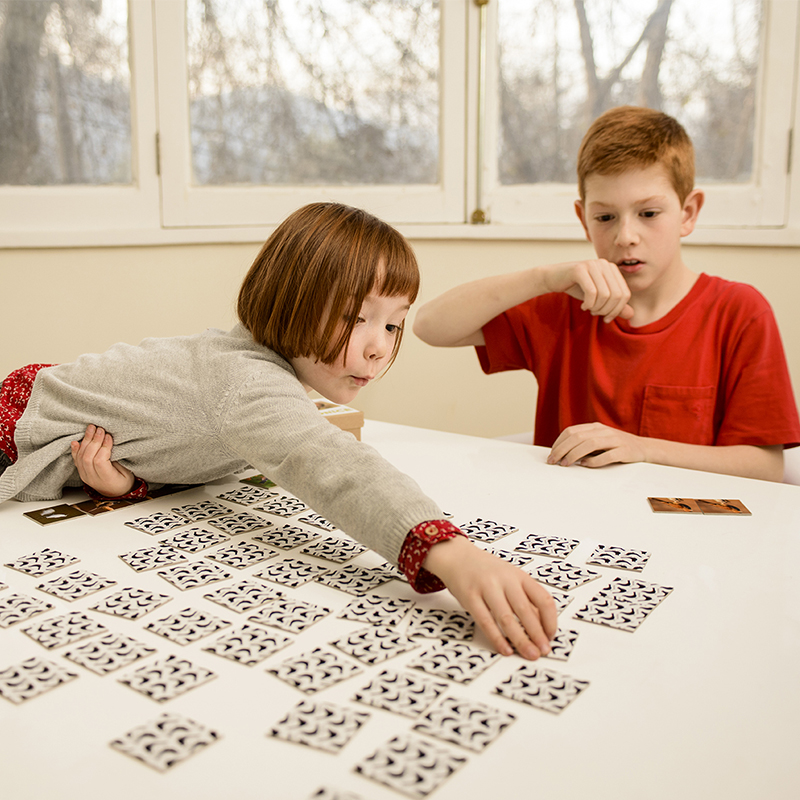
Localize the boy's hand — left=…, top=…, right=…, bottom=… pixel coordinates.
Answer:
left=422, top=536, right=557, bottom=660
left=542, top=260, right=633, bottom=322
left=70, top=424, right=135, bottom=497
left=548, top=422, right=646, bottom=468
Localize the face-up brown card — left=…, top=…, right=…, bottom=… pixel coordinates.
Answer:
left=647, top=497, right=703, bottom=514
left=695, top=498, right=752, bottom=515
left=72, top=498, right=134, bottom=516
left=24, top=504, right=86, bottom=525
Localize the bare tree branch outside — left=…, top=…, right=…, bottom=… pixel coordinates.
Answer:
left=498, top=0, right=762, bottom=186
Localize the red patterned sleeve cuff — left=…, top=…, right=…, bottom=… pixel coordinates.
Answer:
left=398, top=519, right=466, bottom=593
left=83, top=477, right=149, bottom=502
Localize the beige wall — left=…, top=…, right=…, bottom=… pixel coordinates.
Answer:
left=2, top=238, right=798, bottom=439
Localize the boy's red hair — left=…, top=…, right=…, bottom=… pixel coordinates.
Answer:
left=577, top=106, right=695, bottom=203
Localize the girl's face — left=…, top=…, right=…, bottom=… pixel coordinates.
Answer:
left=290, top=292, right=411, bottom=405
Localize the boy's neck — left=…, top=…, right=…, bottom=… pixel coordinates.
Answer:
left=627, top=263, right=698, bottom=327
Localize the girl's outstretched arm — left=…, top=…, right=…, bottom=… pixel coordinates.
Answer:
left=423, top=536, right=557, bottom=660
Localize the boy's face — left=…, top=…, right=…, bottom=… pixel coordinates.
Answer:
left=290, top=292, right=411, bottom=405
left=575, top=163, right=703, bottom=299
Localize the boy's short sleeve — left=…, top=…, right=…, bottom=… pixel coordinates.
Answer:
left=713, top=294, right=800, bottom=448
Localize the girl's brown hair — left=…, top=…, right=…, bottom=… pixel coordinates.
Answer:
left=577, top=106, right=695, bottom=203
left=238, top=202, right=419, bottom=366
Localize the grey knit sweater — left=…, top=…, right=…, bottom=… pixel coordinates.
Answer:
left=0, top=324, right=441, bottom=565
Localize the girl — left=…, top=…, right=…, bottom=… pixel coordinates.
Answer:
left=0, top=202, right=555, bottom=659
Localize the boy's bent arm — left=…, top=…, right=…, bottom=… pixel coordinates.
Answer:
left=549, top=422, right=785, bottom=482
left=413, top=260, right=632, bottom=348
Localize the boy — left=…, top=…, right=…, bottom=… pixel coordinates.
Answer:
left=414, top=106, right=800, bottom=482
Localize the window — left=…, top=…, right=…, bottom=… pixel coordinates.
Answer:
left=0, top=0, right=798, bottom=246
left=482, top=0, right=794, bottom=231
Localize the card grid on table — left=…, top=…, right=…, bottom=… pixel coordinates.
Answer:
left=3, top=476, right=681, bottom=792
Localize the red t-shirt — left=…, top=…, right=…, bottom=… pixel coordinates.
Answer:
left=478, top=273, right=800, bottom=449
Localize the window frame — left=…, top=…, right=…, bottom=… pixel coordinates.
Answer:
left=153, top=0, right=467, bottom=229
left=0, top=0, right=160, bottom=247
left=0, top=0, right=799, bottom=248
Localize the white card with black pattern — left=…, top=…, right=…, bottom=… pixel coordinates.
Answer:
left=355, top=733, right=468, bottom=799
left=459, top=518, right=518, bottom=543
left=21, top=611, right=107, bottom=649
left=352, top=669, right=449, bottom=718
left=202, top=624, right=293, bottom=666
left=330, top=625, right=418, bottom=665
left=36, top=569, right=116, bottom=601
left=586, top=544, right=651, bottom=572
left=4, top=547, right=80, bottom=576
left=406, top=608, right=475, bottom=640
left=253, top=557, right=329, bottom=588
left=170, top=500, right=233, bottom=522
left=145, top=607, right=231, bottom=645
left=269, top=699, right=370, bottom=753
left=156, top=560, right=232, bottom=591
left=216, top=485, right=277, bottom=506
left=514, top=533, right=580, bottom=559
left=300, top=537, right=367, bottom=563
left=0, top=657, right=79, bottom=704
left=0, top=593, right=54, bottom=628
left=160, top=526, right=231, bottom=553
left=252, top=524, right=319, bottom=550
left=406, top=641, right=501, bottom=684
left=203, top=578, right=283, bottom=613
left=124, top=511, right=188, bottom=535
left=247, top=598, right=331, bottom=634
left=110, top=713, right=220, bottom=771
left=313, top=564, right=390, bottom=595
left=412, top=695, right=516, bottom=752
left=494, top=665, right=590, bottom=713
left=118, top=655, right=216, bottom=702
left=206, top=540, right=277, bottom=569
left=543, top=628, right=580, bottom=661
left=254, top=495, right=309, bottom=517
left=64, top=633, right=156, bottom=675
left=337, top=595, right=414, bottom=626
left=531, top=561, right=601, bottom=591
left=119, top=544, right=187, bottom=572
left=266, top=647, right=363, bottom=694
left=89, top=587, right=172, bottom=620
left=297, top=512, right=337, bottom=532
left=206, top=511, right=272, bottom=535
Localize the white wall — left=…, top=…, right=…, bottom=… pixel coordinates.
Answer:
left=2, top=238, right=798, bottom=440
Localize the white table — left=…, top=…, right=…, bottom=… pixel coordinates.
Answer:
left=1, top=421, right=798, bottom=800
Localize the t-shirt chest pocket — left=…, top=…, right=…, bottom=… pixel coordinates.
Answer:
left=639, top=385, right=716, bottom=446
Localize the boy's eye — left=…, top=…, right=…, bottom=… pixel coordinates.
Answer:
left=641, top=210, right=658, bottom=218
left=595, top=214, right=614, bottom=223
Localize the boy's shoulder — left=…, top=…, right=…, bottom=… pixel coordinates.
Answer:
left=692, top=273, right=773, bottom=317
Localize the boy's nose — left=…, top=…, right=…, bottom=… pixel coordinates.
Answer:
left=615, top=217, right=639, bottom=246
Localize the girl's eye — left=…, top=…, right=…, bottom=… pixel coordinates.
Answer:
left=386, top=324, right=401, bottom=334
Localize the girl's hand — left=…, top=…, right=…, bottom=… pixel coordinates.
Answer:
left=70, top=424, right=135, bottom=497
left=423, top=536, right=557, bottom=660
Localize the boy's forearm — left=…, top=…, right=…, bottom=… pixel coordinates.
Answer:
left=413, top=267, right=550, bottom=347
left=644, top=440, right=784, bottom=482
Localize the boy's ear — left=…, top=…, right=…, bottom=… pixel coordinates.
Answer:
left=680, top=189, right=704, bottom=237
left=574, top=200, right=592, bottom=241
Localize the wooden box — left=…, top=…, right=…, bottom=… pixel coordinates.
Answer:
left=314, top=399, right=365, bottom=440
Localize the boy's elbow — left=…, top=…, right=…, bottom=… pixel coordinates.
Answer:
left=412, top=308, right=436, bottom=344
